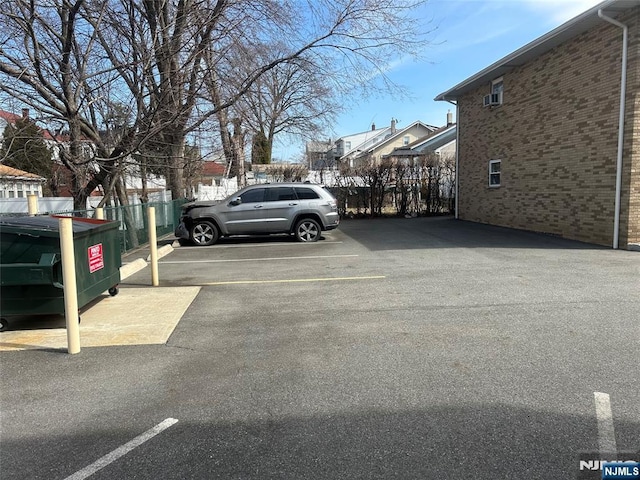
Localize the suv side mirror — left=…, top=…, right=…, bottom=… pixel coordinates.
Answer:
left=229, top=197, right=242, bottom=206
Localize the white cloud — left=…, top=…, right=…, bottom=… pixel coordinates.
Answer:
left=519, top=0, right=605, bottom=24
left=434, top=0, right=605, bottom=24
left=423, top=0, right=607, bottom=64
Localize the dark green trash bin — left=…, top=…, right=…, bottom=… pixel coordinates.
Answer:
left=0, top=215, right=122, bottom=331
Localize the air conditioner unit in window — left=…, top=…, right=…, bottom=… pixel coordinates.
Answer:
left=483, top=93, right=502, bottom=107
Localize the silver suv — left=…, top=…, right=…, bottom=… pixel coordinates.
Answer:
left=175, top=183, right=340, bottom=246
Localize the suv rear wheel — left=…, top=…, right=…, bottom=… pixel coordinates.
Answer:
left=294, top=218, right=321, bottom=242
left=191, top=220, right=219, bottom=246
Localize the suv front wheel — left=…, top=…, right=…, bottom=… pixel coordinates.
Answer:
left=294, top=218, right=321, bottom=242
left=191, top=220, right=219, bottom=246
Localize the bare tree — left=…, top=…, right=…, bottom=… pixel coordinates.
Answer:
left=236, top=49, right=339, bottom=162
left=0, top=0, right=121, bottom=208
left=2, top=0, right=429, bottom=204
left=0, top=117, right=52, bottom=182
left=201, top=0, right=430, bottom=176
left=259, top=163, right=308, bottom=183
left=440, top=153, right=456, bottom=214
left=355, top=157, right=394, bottom=216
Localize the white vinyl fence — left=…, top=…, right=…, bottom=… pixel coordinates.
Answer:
left=196, top=177, right=238, bottom=201
left=0, top=190, right=172, bottom=217
left=0, top=197, right=73, bottom=215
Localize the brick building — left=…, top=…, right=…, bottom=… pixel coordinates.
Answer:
left=436, top=0, right=639, bottom=249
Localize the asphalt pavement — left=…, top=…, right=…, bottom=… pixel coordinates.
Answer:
left=1, top=217, right=638, bottom=479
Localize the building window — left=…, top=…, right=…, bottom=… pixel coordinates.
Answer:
left=403, top=136, right=410, bottom=146
left=489, top=160, right=501, bottom=187
left=491, top=77, right=503, bottom=105
left=345, top=141, right=351, bottom=151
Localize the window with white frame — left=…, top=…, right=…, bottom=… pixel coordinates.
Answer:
left=491, top=77, right=503, bottom=105
left=344, top=141, right=351, bottom=151
left=403, top=136, right=410, bottom=146
left=489, top=160, right=501, bottom=187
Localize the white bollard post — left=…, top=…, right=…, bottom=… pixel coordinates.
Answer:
left=95, top=207, right=104, bottom=220
left=148, top=206, right=159, bottom=286
left=59, top=217, right=81, bottom=354
left=27, top=194, right=38, bottom=216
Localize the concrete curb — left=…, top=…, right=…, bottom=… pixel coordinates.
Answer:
left=147, top=244, right=174, bottom=262
left=119, top=244, right=174, bottom=281
left=120, top=258, right=148, bottom=281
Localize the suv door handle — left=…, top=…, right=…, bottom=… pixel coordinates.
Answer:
left=254, top=204, right=263, bottom=209
left=288, top=203, right=298, bottom=206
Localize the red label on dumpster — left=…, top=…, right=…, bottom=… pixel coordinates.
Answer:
left=88, top=243, right=104, bottom=273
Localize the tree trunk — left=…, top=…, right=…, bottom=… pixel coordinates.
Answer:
left=232, top=118, right=245, bottom=187
left=115, top=175, right=139, bottom=250
left=166, top=140, right=185, bottom=200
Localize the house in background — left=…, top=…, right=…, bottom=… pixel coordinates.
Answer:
left=0, top=109, right=22, bottom=133
left=1, top=109, right=50, bottom=198
left=1, top=108, right=59, bottom=144
left=0, top=165, right=46, bottom=198
left=341, top=119, right=438, bottom=168
left=382, top=119, right=458, bottom=213
left=305, top=140, right=334, bottom=170
left=330, top=123, right=394, bottom=166
left=436, top=0, right=639, bottom=249
left=196, top=160, right=227, bottom=186
left=0, top=107, right=97, bottom=199
left=384, top=115, right=457, bottom=164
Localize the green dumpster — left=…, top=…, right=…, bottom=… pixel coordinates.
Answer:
left=0, top=215, right=122, bottom=331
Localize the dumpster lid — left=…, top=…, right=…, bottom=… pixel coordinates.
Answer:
left=0, top=215, right=116, bottom=234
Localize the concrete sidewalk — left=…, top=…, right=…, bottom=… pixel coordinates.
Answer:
left=0, top=240, right=200, bottom=352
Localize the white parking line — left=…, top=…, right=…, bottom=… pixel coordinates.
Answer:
left=594, top=392, right=617, bottom=455
left=161, top=254, right=358, bottom=264
left=192, top=241, right=343, bottom=248
left=202, top=275, right=385, bottom=285
left=64, top=418, right=178, bottom=480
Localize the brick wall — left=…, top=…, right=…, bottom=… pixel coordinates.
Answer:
left=457, top=7, right=639, bottom=248
left=628, top=8, right=640, bottom=245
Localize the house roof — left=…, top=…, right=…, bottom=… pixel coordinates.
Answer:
left=339, top=127, right=393, bottom=158
left=0, top=109, right=58, bottom=141
left=346, top=121, right=438, bottom=160
left=385, top=124, right=457, bottom=157
left=0, top=110, right=21, bottom=123
left=306, top=140, right=332, bottom=152
left=0, top=164, right=46, bottom=181
left=435, top=0, right=637, bottom=101
left=201, top=161, right=226, bottom=176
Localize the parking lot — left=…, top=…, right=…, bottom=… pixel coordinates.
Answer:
left=1, top=217, right=639, bottom=479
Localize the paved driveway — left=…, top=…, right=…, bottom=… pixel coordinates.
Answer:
left=1, top=217, right=638, bottom=479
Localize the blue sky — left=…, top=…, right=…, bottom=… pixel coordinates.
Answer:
left=273, top=0, right=605, bottom=161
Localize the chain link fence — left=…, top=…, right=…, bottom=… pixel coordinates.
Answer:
left=1, top=199, right=188, bottom=255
